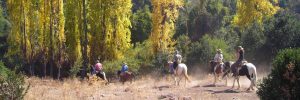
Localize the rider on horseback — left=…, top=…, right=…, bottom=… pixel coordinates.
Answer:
left=214, top=49, right=223, bottom=72
left=93, top=60, right=103, bottom=74
left=236, top=46, right=245, bottom=66
left=93, top=60, right=108, bottom=81
left=232, top=46, right=245, bottom=76
left=120, top=62, right=129, bottom=77
left=173, top=50, right=182, bottom=74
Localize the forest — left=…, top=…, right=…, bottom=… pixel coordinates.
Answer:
left=0, top=0, right=299, bottom=78
left=0, top=0, right=300, bottom=99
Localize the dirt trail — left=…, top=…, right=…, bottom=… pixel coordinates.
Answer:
left=24, top=74, right=260, bottom=100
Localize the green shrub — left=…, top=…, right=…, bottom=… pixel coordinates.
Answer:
left=257, top=48, right=300, bottom=100
left=0, top=61, right=29, bottom=100
left=187, top=34, right=234, bottom=64
left=103, top=41, right=154, bottom=75
left=70, top=58, right=82, bottom=78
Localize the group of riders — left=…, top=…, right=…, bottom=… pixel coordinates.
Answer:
left=90, top=45, right=246, bottom=82
left=91, top=60, right=129, bottom=82
left=213, top=46, right=245, bottom=75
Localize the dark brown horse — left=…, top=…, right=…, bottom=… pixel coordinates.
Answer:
left=117, top=71, right=135, bottom=84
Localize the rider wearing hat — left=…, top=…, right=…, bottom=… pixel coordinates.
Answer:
left=232, top=46, right=245, bottom=76
left=236, top=46, right=245, bottom=66
left=173, top=50, right=182, bottom=72
left=214, top=49, right=223, bottom=69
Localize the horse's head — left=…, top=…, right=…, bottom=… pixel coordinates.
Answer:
left=224, top=61, right=234, bottom=70
left=117, top=70, right=121, bottom=77
left=166, top=61, right=175, bottom=74
left=209, top=60, right=216, bottom=67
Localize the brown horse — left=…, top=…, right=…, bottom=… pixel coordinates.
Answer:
left=210, top=60, right=234, bottom=86
left=117, top=70, right=135, bottom=84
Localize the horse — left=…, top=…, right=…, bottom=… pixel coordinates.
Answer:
left=167, top=61, right=191, bottom=86
left=223, top=62, right=257, bottom=91
left=209, top=60, right=234, bottom=86
left=117, top=70, right=135, bottom=84
left=88, top=65, right=108, bottom=83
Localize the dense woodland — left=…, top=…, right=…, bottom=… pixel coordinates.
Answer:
left=0, top=0, right=299, bottom=79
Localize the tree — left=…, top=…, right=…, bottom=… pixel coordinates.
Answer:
left=257, top=48, right=300, bottom=100
left=131, top=5, right=152, bottom=43
left=150, top=0, right=183, bottom=55
left=232, top=0, right=279, bottom=28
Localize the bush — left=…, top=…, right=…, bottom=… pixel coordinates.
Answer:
left=0, top=61, right=29, bottom=100
left=103, top=41, right=154, bottom=75
left=187, top=34, right=234, bottom=64
left=257, top=48, right=300, bottom=100
left=69, top=58, right=82, bottom=78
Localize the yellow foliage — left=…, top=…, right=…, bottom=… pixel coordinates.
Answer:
left=150, top=0, right=183, bottom=54
left=232, top=0, right=280, bottom=28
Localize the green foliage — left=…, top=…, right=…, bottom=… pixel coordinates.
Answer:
left=0, top=61, right=29, bottom=100
left=131, top=5, right=152, bottom=43
left=175, top=35, right=191, bottom=62
left=103, top=41, right=153, bottom=75
left=70, top=58, right=82, bottom=78
left=264, top=11, right=300, bottom=52
left=240, top=23, right=266, bottom=58
left=257, top=48, right=300, bottom=100
left=187, top=34, right=234, bottom=64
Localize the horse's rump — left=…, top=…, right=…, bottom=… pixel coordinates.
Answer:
left=118, top=71, right=134, bottom=83
left=215, top=65, right=222, bottom=74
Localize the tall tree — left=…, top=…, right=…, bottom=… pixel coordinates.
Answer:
left=65, top=0, right=82, bottom=68
left=232, top=0, right=279, bottom=28
left=81, top=0, right=88, bottom=79
left=150, top=0, right=183, bottom=54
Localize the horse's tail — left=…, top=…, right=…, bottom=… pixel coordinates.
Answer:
left=248, top=63, right=257, bottom=86
left=253, top=66, right=257, bottom=86
left=183, top=67, right=191, bottom=82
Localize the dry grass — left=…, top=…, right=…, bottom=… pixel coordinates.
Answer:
left=24, top=73, right=262, bottom=100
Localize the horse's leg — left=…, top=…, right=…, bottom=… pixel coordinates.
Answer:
left=225, top=75, right=228, bottom=86
left=185, top=75, right=187, bottom=87
left=232, top=76, right=236, bottom=89
left=213, top=73, right=217, bottom=85
left=178, top=74, right=183, bottom=86
left=102, top=72, right=108, bottom=82
left=237, top=76, right=240, bottom=90
left=174, top=74, right=177, bottom=86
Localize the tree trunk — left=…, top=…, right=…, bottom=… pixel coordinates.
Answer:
left=21, top=0, right=28, bottom=74
left=57, top=65, right=61, bottom=79
left=81, top=0, right=89, bottom=79
left=50, top=0, right=54, bottom=78
left=43, top=0, right=47, bottom=78
left=43, top=60, right=47, bottom=78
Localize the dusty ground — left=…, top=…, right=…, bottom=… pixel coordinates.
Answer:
left=24, top=73, right=263, bottom=100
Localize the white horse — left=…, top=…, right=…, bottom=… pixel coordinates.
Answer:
left=167, top=61, right=191, bottom=86
left=223, top=62, right=257, bottom=91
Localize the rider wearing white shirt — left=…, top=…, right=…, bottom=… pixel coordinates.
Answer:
left=214, top=49, right=223, bottom=69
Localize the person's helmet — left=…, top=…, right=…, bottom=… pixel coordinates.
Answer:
left=175, top=50, right=180, bottom=54
left=217, top=49, right=222, bottom=54
left=238, top=46, right=243, bottom=50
